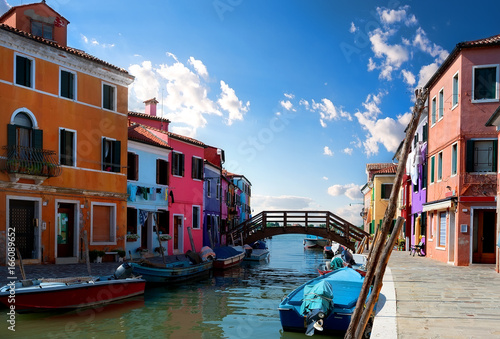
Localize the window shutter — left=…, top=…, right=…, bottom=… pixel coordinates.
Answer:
left=430, top=157, right=435, bottom=183
left=466, top=140, right=474, bottom=172
left=135, top=153, right=139, bottom=180
left=156, top=159, right=160, bottom=184
left=7, top=124, right=16, bottom=149
left=181, top=154, right=185, bottom=176
left=102, top=137, right=107, bottom=170
left=493, top=140, right=498, bottom=172
left=113, top=140, right=121, bottom=173
left=381, top=184, right=385, bottom=199
left=68, top=72, right=74, bottom=99
left=171, top=154, right=175, bottom=175
left=33, top=129, right=43, bottom=150
left=60, top=129, right=66, bottom=165
left=198, top=159, right=203, bottom=180
left=191, top=157, right=195, bottom=179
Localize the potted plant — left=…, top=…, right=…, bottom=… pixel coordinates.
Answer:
left=136, top=247, right=148, bottom=253
left=127, top=234, right=140, bottom=242
left=159, top=234, right=171, bottom=241
left=115, top=249, right=126, bottom=262
left=89, top=250, right=105, bottom=263
left=154, top=246, right=166, bottom=254
left=7, top=159, right=20, bottom=173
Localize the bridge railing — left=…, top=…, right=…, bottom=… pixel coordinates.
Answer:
left=227, top=210, right=369, bottom=247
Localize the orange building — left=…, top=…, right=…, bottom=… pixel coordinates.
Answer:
left=0, top=2, right=133, bottom=264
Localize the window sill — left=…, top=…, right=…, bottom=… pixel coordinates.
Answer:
left=471, top=98, right=499, bottom=104
left=435, top=246, right=446, bottom=251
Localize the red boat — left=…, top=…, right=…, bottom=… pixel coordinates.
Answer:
left=211, top=246, right=245, bottom=269
left=0, top=264, right=145, bottom=311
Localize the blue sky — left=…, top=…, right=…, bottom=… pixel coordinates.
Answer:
left=3, top=1, right=500, bottom=225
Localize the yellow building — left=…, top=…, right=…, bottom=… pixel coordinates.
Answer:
left=0, top=2, right=133, bottom=264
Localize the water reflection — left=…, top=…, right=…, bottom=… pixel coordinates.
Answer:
left=1, top=235, right=343, bottom=338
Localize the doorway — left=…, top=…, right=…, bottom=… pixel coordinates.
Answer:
left=9, top=199, right=37, bottom=259
left=473, top=209, right=497, bottom=264
left=57, top=203, right=75, bottom=258
left=173, top=215, right=183, bottom=254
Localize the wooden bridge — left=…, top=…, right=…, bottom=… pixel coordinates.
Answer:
left=225, top=211, right=369, bottom=251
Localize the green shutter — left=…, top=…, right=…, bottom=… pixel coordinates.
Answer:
left=381, top=184, right=385, bottom=199
left=113, top=140, right=121, bottom=173
left=7, top=124, right=16, bottom=149
left=33, top=129, right=43, bottom=150
left=430, top=157, right=435, bottom=183
left=466, top=140, right=474, bottom=172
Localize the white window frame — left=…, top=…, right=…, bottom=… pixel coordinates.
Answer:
left=172, top=151, right=184, bottom=177
left=192, top=205, right=201, bottom=229
left=90, top=202, right=117, bottom=245
left=14, top=53, right=35, bottom=89
left=102, top=82, right=117, bottom=111
left=101, top=136, right=119, bottom=172
left=59, top=127, right=77, bottom=167
left=431, top=95, right=437, bottom=126
left=438, top=88, right=444, bottom=121
left=471, top=64, right=499, bottom=103
left=437, top=151, right=443, bottom=182
left=428, top=212, right=434, bottom=241
left=451, top=142, right=458, bottom=177
left=438, top=211, right=447, bottom=248
left=452, top=71, right=459, bottom=109
left=59, top=67, right=77, bottom=101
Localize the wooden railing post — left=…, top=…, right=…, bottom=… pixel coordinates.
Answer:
left=262, top=212, right=267, bottom=232
left=283, top=212, right=287, bottom=229
left=305, top=212, right=308, bottom=231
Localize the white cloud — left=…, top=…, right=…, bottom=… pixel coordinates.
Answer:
left=377, top=5, right=418, bottom=27
left=252, top=194, right=315, bottom=214
left=413, top=27, right=449, bottom=62
left=128, top=53, right=249, bottom=136
left=369, top=28, right=409, bottom=80
left=327, top=183, right=363, bottom=200
left=349, top=22, right=358, bottom=33
left=284, top=93, right=295, bottom=99
left=323, top=146, right=333, bottom=156
left=0, top=1, right=10, bottom=16
left=310, top=98, right=352, bottom=127
left=218, top=80, right=250, bottom=125
left=401, top=69, right=416, bottom=86
left=323, top=176, right=329, bottom=181
left=416, top=62, right=440, bottom=88
left=334, top=204, right=363, bottom=226
left=367, top=57, right=376, bottom=71
left=80, top=35, right=115, bottom=48
left=188, top=56, right=209, bottom=79
left=343, top=148, right=353, bottom=155
left=280, top=100, right=294, bottom=111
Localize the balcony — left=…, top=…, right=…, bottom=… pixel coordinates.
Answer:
left=1, top=146, right=62, bottom=184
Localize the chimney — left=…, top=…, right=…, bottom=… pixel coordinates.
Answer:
left=144, top=98, right=159, bottom=117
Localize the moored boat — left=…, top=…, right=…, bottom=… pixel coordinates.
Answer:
left=0, top=263, right=145, bottom=311
left=279, top=267, right=368, bottom=336
left=303, top=235, right=329, bottom=249
left=212, top=246, right=245, bottom=269
left=318, top=252, right=367, bottom=277
left=130, top=250, right=213, bottom=283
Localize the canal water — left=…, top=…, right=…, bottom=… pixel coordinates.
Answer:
left=1, top=234, right=343, bottom=339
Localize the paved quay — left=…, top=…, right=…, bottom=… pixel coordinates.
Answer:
left=373, top=251, right=500, bottom=339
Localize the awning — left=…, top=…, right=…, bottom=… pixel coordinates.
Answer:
left=422, top=198, right=454, bottom=212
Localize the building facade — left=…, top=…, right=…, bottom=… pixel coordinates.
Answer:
left=0, top=2, right=133, bottom=264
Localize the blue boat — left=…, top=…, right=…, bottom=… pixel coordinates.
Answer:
left=303, top=235, right=329, bottom=249
left=278, top=267, right=367, bottom=336
left=130, top=252, right=213, bottom=283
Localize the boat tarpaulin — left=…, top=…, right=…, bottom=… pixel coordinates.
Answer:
left=300, top=280, right=334, bottom=316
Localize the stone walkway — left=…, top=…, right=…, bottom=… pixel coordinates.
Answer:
left=374, top=251, right=500, bottom=338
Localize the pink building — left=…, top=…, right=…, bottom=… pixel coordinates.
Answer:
left=128, top=100, right=205, bottom=255
left=423, top=34, right=499, bottom=266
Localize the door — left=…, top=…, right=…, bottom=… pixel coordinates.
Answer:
left=173, top=215, right=183, bottom=253
left=473, top=210, right=496, bottom=264
left=57, top=203, right=74, bottom=258
left=9, top=199, right=36, bottom=259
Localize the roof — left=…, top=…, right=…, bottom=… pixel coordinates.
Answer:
left=373, top=164, right=398, bottom=175
left=128, top=111, right=171, bottom=123
left=167, top=131, right=206, bottom=148
left=0, top=23, right=132, bottom=76
left=128, top=124, right=171, bottom=150
left=224, top=170, right=252, bottom=185
left=366, top=163, right=394, bottom=172
left=424, top=33, right=500, bottom=90
left=0, top=1, right=69, bottom=24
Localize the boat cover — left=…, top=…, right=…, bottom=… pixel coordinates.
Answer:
left=300, top=280, right=334, bottom=316
left=213, top=246, right=242, bottom=259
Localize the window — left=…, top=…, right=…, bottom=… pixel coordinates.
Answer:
left=207, top=180, right=211, bottom=198
left=102, top=138, right=121, bottom=172
left=438, top=89, right=444, bottom=120
left=157, top=210, right=169, bottom=234
left=216, top=181, right=220, bottom=200
left=431, top=96, right=436, bottom=125
left=31, top=20, right=53, bottom=40
left=466, top=139, right=497, bottom=173
left=422, top=123, right=428, bottom=142
left=60, top=69, right=76, bottom=100
left=192, top=206, right=200, bottom=229
left=380, top=183, right=392, bottom=199
left=7, top=111, right=42, bottom=151
left=60, top=128, right=75, bottom=166
left=429, top=213, right=434, bottom=239
left=127, top=208, right=137, bottom=234
left=15, top=55, right=33, bottom=88
left=422, top=162, right=427, bottom=189
left=439, top=211, right=447, bottom=247
left=452, top=72, right=459, bottom=107
left=437, top=152, right=443, bottom=181
left=102, top=83, right=116, bottom=110
left=451, top=143, right=457, bottom=176
left=172, top=152, right=184, bottom=176
left=156, top=159, right=169, bottom=185
left=91, top=203, right=116, bottom=244
left=472, top=65, right=498, bottom=101
left=127, top=152, right=138, bottom=180
left=430, top=156, right=435, bottom=184
left=191, top=157, right=203, bottom=180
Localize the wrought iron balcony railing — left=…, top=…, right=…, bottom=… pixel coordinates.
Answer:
left=1, top=145, right=62, bottom=178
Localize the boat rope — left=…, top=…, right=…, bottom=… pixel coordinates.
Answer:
left=302, top=292, right=333, bottom=302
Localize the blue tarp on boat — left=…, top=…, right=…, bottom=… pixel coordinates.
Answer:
left=300, top=280, right=334, bottom=316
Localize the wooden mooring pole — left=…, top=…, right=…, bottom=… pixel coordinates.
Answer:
left=345, top=88, right=427, bottom=339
